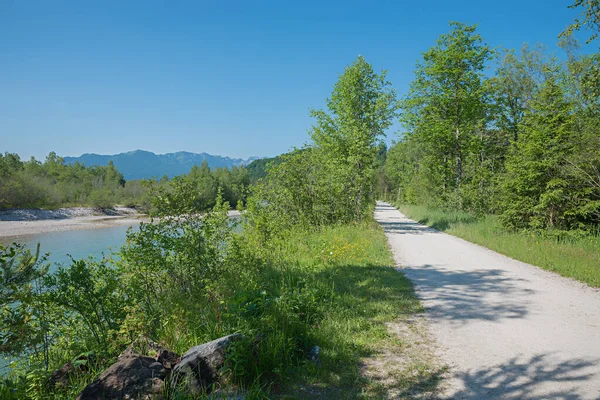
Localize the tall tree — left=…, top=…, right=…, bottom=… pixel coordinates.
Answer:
left=401, top=22, right=492, bottom=208
left=490, top=44, right=554, bottom=143
left=500, top=76, right=578, bottom=230
left=310, top=55, right=398, bottom=221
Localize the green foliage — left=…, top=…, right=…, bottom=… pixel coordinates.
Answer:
left=246, top=155, right=283, bottom=183
left=384, top=22, right=600, bottom=233
left=43, top=258, right=125, bottom=348
left=0, top=152, right=151, bottom=210
left=151, top=160, right=250, bottom=215
left=310, top=56, right=398, bottom=222
left=399, top=22, right=493, bottom=211
left=248, top=55, right=398, bottom=237
left=119, top=190, right=236, bottom=338
left=561, top=0, right=600, bottom=44
left=0, top=244, right=49, bottom=356
left=0, top=149, right=254, bottom=212
left=499, top=76, right=580, bottom=230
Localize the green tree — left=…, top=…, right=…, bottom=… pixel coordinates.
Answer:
left=490, top=44, right=554, bottom=144
left=0, top=244, right=49, bottom=360
left=400, top=22, right=492, bottom=209
left=561, top=0, right=600, bottom=44
left=310, top=55, right=398, bottom=221
left=500, top=76, right=580, bottom=230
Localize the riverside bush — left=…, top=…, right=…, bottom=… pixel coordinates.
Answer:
left=1, top=203, right=420, bottom=398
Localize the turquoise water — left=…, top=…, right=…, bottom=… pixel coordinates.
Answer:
left=1, top=224, right=140, bottom=273
left=0, top=217, right=240, bottom=375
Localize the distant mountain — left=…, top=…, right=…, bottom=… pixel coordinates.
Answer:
left=64, top=150, right=261, bottom=180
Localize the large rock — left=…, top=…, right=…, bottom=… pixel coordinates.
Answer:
left=156, top=348, right=180, bottom=369
left=49, top=353, right=95, bottom=389
left=172, top=333, right=243, bottom=393
left=76, top=356, right=166, bottom=400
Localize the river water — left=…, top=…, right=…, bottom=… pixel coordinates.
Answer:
left=1, top=224, right=140, bottom=273
left=1, top=216, right=241, bottom=375
left=0, top=223, right=141, bottom=375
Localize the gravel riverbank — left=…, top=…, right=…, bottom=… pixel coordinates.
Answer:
left=0, top=207, right=147, bottom=239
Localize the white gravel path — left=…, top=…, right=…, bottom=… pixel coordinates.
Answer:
left=375, top=201, right=600, bottom=400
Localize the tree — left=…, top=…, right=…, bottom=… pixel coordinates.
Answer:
left=0, top=243, right=49, bottom=358
left=400, top=22, right=492, bottom=209
left=561, top=0, right=600, bottom=44
left=559, top=39, right=600, bottom=226
left=490, top=44, right=554, bottom=143
left=500, top=76, right=578, bottom=230
left=310, top=55, right=398, bottom=221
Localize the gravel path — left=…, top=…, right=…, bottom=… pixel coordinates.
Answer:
left=375, top=201, right=600, bottom=399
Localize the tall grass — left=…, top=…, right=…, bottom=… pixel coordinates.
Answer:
left=396, top=204, right=600, bottom=288
left=0, top=220, right=428, bottom=399
left=262, top=221, right=425, bottom=398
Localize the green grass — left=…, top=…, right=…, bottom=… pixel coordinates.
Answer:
left=271, top=221, right=433, bottom=398
left=396, top=204, right=600, bottom=288
left=0, top=220, right=437, bottom=399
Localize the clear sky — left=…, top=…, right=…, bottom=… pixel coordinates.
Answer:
left=0, top=0, right=590, bottom=161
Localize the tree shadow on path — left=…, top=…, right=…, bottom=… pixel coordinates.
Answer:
left=450, top=353, right=599, bottom=399
left=403, top=264, right=534, bottom=324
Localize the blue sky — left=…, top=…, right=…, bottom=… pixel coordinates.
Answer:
left=0, top=0, right=590, bottom=160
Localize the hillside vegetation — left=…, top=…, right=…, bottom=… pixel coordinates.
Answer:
left=0, top=153, right=250, bottom=213
left=0, top=152, right=148, bottom=209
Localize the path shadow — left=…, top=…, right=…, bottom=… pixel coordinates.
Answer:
left=377, top=220, right=440, bottom=235
left=403, top=265, right=534, bottom=323
left=375, top=202, right=477, bottom=232
left=451, top=354, right=599, bottom=399
left=375, top=203, right=440, bottom=235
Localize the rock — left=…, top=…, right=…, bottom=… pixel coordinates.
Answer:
left=172, top=333, right=243, bottom=393
left=156, top=348, right=180, bottom=369
left=76, top=356, right=167, bottom=400
left=49, top=362, right=75, bottom=388
left=48, top=353, right=94, bottom=388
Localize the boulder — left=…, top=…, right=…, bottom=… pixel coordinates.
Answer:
left=76, top=356, right=166, bottom=400
left=172, top=333, right=243, bottom=393
left=156, top=348, right=180, bottom=369
left=49, top=362, right=76, bottom=388
left=48, top=353, right=94, bottom=388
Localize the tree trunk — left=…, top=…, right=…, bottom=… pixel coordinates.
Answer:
left=456, top=126, right=462, bottom=187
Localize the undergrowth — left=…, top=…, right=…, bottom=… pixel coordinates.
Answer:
left=0, top=217, right=425, bottom=399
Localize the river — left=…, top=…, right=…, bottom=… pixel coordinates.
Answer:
left=0, top=214, right=241, bottom=375
left=0, top=222, right=142, bottom=375
left=1, top=223, right=140, bottom=273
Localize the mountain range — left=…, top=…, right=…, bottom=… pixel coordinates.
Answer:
left=64, top=150, right=260, bottom=180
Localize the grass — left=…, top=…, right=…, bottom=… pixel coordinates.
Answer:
left=271, top=221, right=444, bottom=399
left=395, top=204, right=600, bottom=288
left=0, top=219, right=442, bottom=399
